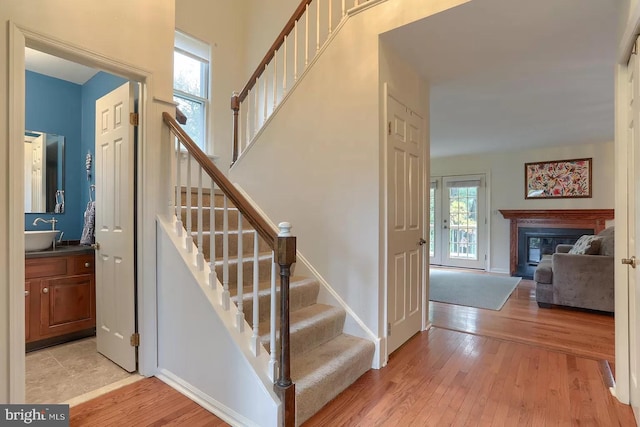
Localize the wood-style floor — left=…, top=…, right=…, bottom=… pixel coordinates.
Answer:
left=71, top=274, right=635, bottom=426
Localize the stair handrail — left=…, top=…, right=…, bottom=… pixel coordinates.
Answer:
left=163, top=112, right=277, bottom=248
left=163, top=111, right=296, bottom=427
left=231, top=0, right=313, bottom=163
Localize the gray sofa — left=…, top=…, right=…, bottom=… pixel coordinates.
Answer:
left=534, top=226, right=614, bottom=313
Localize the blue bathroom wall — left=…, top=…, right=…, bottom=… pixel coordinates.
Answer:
left=80, top=72, right=127, bottom=210
left=25, top=71, right=82, bottom=239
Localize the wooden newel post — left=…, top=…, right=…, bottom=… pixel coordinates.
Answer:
left=275, top=222, right=296, bottom=427
left=230, top=92, right=240, bottom=165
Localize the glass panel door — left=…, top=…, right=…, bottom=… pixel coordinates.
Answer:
left=436, top=175, right=486, bottom=269
left=429, top=179, right=441, bottom=265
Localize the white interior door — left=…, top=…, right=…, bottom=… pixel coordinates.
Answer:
left=95, top=82, right=137, bottom=372
left=386, top=94, right=424, bottom=355
left=628, top=41, right=640, bottom=423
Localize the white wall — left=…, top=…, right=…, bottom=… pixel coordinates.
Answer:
left=244, top=0, right=300, bottom=76
left=430, top=140, right=615, bottom=273
left=0, top=0, right=175, bottom=402
left=230, top=0, right=466, bottom=340
left=156, top=221, right=278, bottom=427
left=176, top=0, right=249, bottom=171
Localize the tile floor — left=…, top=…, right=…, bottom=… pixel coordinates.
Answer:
left=26, top=336, right=135, bottom=404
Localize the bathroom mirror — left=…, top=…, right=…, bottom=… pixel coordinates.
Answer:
left=24, top=131, right=65, bottom=213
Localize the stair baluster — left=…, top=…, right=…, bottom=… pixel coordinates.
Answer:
left=222, top=195, right=230, bottom=310
left=196, top=166, right=204, bottom=270
left=209, top=177, right=217, bottom=290
left=251, top=231, right=261, bottom=356
left=269, top=252, right=278, bottom=381
left=236, top=213, right=245, bottom=332
left=174, top=138, right=183, bottom=237
left=185, top=153, right=193, bottom=253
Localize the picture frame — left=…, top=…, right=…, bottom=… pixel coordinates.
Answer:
left=524, top=158, right=592, bottom=199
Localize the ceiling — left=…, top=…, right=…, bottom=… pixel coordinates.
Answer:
left=25, top=48, right=98, bottom=85
left=382, top=0, right=620, bottom=158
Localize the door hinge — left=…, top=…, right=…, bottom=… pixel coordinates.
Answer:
left=388, top=322, right=391, bottom=336
left=130, top=112, right=139, bottom=126
left=388, top=121, right=392, bottom=135
left=130, top=333, right=140, bottom=347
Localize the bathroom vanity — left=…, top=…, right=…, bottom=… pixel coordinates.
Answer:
left=25, top=246, right=95, bottom=351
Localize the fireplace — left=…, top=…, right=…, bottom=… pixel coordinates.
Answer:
left=499, top=209, right=614, bottom=276
left=516, top=227, right=593, bottom=278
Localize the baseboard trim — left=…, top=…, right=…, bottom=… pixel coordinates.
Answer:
left=156, top=368, right=263, bottom=427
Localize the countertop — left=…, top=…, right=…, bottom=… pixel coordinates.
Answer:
left=25, top=244, right=94, bottom=259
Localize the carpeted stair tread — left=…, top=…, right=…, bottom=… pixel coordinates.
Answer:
left=292, top=334, right=375, bottom=425
left=259, top=303, right=345, bottom=355
left=231, top=277, right=320, bottom=325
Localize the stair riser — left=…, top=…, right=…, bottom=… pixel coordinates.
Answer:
left=181, top=207, right=249, bottom=231
left=180, top=191, right=227, bottom=207
left=215, top=257, right=273, bottom=288
left=193, top=232, right=270, bottom=259
left=262, top=310, right=346, bottom=357
left=237, top=280, right=320, bottom=325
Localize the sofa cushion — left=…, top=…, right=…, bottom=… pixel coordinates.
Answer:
left=569, top=235, right=602, bottom=255
left=597, top=226, right=615, bottom=256
left=534, top=258, right=553, bottom=284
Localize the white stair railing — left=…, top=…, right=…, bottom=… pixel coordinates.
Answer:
left=165, top=112, right=292, bottom=397
left=232, top=0, right=377, bottom=163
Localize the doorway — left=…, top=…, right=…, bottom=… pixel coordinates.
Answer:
left=10, top=29, right=145, bottom=403
left=430, top=174, right=487, bottom=270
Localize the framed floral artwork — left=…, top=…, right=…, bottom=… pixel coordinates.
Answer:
left=525, top=158, right=592, bottom=199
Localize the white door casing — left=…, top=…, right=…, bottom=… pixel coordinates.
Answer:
left=386, top=94, right=424, bottom=355
left=628, top=41, right=640, bottom=423
left=95, top=82, right=137, bottom=372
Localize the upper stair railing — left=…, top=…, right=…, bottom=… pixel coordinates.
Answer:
left=231, top=0, right=373, bottom=163
left=163, top=112, right=297, bottom=427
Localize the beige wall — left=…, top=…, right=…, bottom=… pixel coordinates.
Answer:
left=0, top=0, right=175, bottom=402
left=431, top=140, right=615, bottom=273
left=176, top=0, right=249, bottom=171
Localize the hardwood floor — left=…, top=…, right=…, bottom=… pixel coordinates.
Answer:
left=70, top=377, right=228, bottom=426
left=71, top=273, right=634, bottom=426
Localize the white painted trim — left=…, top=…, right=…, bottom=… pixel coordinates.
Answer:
left=7, top=22, right=158, bottom=401
left=157, top=368, right=263, bottom=427
left=348, top=0, right=389, bottom=16
left=231, top=185, right=383, bottom=368
left=618, top=2, right=640, bottom=64
left=153, top=96, right=178, bottom=107
left=8, top=21, right=27, bottom=404
left=614, top=60, right=631, bottom=404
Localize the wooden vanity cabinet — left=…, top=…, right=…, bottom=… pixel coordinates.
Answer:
left=25, top=252, right=96, bottom=346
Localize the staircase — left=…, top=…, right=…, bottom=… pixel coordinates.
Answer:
left=181, top=188, right=374, bottom=425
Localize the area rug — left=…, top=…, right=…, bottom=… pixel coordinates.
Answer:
left=429, top=269, right=522, bottom=311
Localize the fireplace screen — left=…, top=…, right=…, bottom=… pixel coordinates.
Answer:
left=517, top=227, right=593, bottom=278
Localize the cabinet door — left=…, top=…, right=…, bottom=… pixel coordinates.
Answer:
left=39, top=275, right=96, bottom=338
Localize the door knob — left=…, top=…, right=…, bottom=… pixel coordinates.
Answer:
left=418, top=238, right=427, bottom=246
left=92, top=242, right=100, bottom=250
left=622, top=256, right=637, bottom=268
left=42, top=287, right=49, bottom=294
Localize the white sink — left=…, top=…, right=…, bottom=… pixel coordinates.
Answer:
left=25, top=230, right=60, bottom=252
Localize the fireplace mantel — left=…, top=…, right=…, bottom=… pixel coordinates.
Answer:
left=499, top=209, right=614, bottom=276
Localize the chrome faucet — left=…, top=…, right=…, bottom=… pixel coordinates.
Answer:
left=33, top=217, right=58, bottom=230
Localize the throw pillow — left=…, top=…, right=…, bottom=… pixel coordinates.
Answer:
left=568, top=235, right=602, bottom=255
